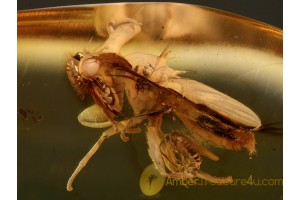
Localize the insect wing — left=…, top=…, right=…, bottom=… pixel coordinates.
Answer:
left=160, top=79, right=261, bottom=128
left=126, top=52, right=261, bottom=128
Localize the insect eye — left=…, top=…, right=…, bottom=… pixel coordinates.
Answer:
left=79, top=57, right=100, bottom=78
left=73, top=52, right=84, bottom=61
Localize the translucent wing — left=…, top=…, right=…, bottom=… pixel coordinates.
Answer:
left=126, top=51, right=261, bottom=128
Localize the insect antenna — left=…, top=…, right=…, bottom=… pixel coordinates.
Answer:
left=151, top=64, right=167, bottom=75
left=84, top=35, right=101, bottom=53
left=150, top=45, right=171, bottom=77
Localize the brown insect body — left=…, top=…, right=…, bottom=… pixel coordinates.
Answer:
left=126, top=51, right=258, bottom=154
left=132, top=55, right=255, bottom=154
left=67, top=52, right=256, bottom=153
left=66, top=19, right=261, bottom=191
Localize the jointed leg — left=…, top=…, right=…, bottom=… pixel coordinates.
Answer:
left=167, top=170, right=233, bottom=184
left=66, top=126, right=118, bottom=191
left=193, top=170, right=233, bottom=184
left=193, top=145, right=220, bottom=161
left=66, top=119, right=142, bottom=191
left=119, top=118, right=143, bottom=142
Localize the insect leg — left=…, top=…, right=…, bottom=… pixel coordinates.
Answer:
left=193, top=170, right=233, bottom=184
left=166, top=170, right=233, bottom=184
left=66, top=118, right=143, bottom=191
left=118, top=108, right=172, bottom=142
left=194, top=146, right=219, bottom=161
left=159, top=141, right=232, bottom=184
left=66, top=126, right=119, bottom=191
left=146, top=116, right=169, bottom=177
left=117, top=118, right=142, bottom=142
left=178, top=135, right=220, bottom=162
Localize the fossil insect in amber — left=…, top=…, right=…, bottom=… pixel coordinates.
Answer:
left=66, top=18, right=261, bottom=191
